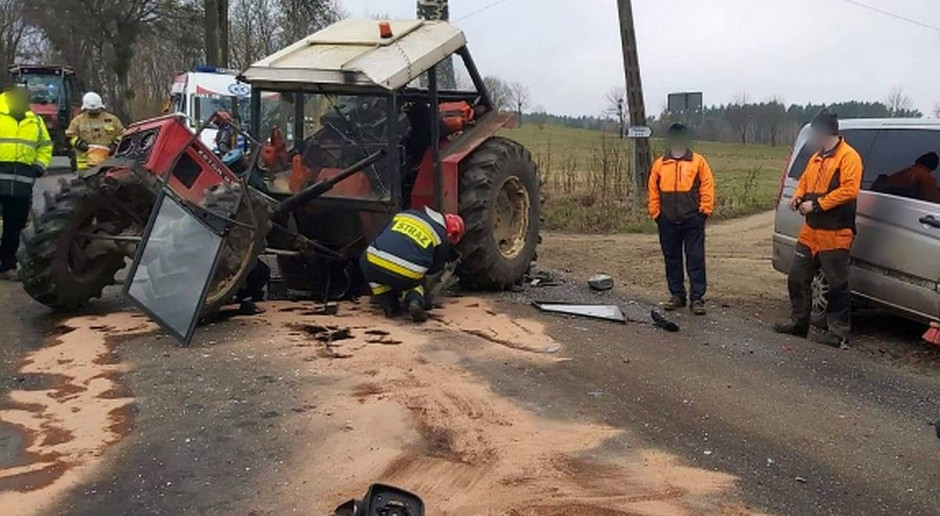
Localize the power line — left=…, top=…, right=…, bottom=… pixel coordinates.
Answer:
left=832, top=0, right=940, bottom=34
left=454, top=0, right=515, bottom=22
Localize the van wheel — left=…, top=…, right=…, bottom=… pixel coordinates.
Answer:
left=810, top=271, right=829, bottom=329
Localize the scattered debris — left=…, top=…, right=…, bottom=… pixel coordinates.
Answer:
left=587, top=274, right=614, bottom=291
left=795, top=476, right=807, bottom=484
left=922, top=322, right=940, bottom=345
left=533, top=301, right=681, bottom=333
left=587, top=391, right=604, bottom=399
left=651, top=311, right=680, bottom=332
left=533, top=301, right=626, bottom=323
left=526, top=269, right=563, bottom=288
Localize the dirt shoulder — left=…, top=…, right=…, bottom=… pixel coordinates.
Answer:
left=538, top=210, right=940, bottom=369
left=538, top=211, right=786, bottom=316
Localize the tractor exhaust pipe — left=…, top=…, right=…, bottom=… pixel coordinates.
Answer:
left=273, top=149, right=386, bottom=216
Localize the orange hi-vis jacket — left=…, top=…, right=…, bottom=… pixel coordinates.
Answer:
left=794, top=138, right=863, bottom=254
left=648, top=151, right=715, bottom=222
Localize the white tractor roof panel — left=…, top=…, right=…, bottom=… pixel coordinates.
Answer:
left=242, top=19, right=466, bottom=91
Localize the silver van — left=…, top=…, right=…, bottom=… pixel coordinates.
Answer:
left=773, top=119, right=940, bottom=325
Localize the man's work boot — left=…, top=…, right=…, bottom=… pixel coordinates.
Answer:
left=690, top=299, right=706, bottom=316
left=772, top=320, right=809, bottom=338
left=663, top=295, right=686, bottom=311
left=407, top=299, right=429, bottom=323
left=375, top=292, right=401, bottom=318
left=238, top=300, right=265, bottom=315
left=822, top=332, right=850, bottom=350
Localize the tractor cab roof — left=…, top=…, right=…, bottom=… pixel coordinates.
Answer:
left=240, top=19, right=466, bottom=93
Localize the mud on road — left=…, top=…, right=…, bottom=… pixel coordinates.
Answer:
left=1, top=298, right=768, bottom=516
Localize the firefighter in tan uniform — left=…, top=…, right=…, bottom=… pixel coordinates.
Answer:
left=66, top=92, right=124, bottom=170
left=774, top=110, right=862, bottom=349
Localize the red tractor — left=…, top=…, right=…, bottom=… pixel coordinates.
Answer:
left=8, top=65, right=81, bottom=169
left=18, top=19, right=540, bottom=343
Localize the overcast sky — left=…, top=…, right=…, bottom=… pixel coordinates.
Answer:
left=341, top=0, right=940, bottom=117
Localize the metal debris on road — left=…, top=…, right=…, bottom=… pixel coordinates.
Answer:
left=587, top=274, right=614, bottom=291
left=533, top=301, right=626, bottom=323
left=533, top=301, right=681, bottom=332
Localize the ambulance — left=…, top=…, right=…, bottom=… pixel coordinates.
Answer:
left=168, top=66, right=253, bottom=151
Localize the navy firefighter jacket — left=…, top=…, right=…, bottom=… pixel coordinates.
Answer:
left=364, top=207, right=451, bottom=281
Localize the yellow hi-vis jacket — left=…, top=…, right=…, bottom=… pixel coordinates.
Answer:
left=0, top=93, right=52, bottom=197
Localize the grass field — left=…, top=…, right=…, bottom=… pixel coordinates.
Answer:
left=499, top=125, right=792, bottom=233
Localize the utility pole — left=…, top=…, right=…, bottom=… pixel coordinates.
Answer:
left=417, top=0, right=456, bottom=89
left=616, top=0, right=651, bottom=197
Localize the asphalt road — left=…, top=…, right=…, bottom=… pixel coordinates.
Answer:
left=1, top=172, right=939, bottom=515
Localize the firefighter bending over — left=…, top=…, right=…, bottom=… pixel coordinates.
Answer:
left=360, top=207, right=465, bottom=322
left=66, top=92, right=124, bottom=170
left=773, top=110, right=862, bottom=349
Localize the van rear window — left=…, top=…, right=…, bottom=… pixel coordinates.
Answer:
left=787, top=129, right=878, bottom=180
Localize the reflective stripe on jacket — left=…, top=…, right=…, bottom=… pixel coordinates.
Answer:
left=364, top=208, right=450, bottom=282
left=794, top=139, right=863, bottom=253
left=0, top=93, right=52, bottom=196
left=648, top=151, right=715, bottom=221
left=66, top=111, right=125, bottom=170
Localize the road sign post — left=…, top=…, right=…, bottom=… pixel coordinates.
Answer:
left=627, top=126, right=652, bottom=203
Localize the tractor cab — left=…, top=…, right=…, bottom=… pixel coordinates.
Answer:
left=242, top=19, right=504, bottom=214
left=8, top=65, right=80, bottom=157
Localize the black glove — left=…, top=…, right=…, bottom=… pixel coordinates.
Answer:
left=34, top=164, right=46, bottom=177
left=75, top=139, right=89, bottom=152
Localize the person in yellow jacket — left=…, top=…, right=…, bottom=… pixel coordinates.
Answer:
left=648, top=123, right=715, bottom=315
left=774, top=110, right=862, bottom=349
left=0, top=82, right=52, bottom=280
left=65, top=92, right=124, bottom=170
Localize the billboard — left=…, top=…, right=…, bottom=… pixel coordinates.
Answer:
left=667, top=92, right=704, bottom=113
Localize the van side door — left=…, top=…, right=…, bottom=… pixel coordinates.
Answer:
left=853, top=128, right=940, bottom=322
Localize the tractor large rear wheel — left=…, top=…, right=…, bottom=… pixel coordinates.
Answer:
left=19, top=178, right=129, bottom=309
left=457, top=137, right=540, bottom=289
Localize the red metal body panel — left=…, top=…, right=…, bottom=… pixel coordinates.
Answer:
left=118, top=115, right=240, bottom=205
left=409, top=111, right=514, bottom=213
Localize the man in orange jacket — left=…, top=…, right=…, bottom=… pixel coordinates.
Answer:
left=774, top=110, right=863, bottom=348
left=648, top=123, right=715, bottom=315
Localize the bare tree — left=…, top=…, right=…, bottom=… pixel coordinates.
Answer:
left=24, top=0, right=170, bottom=120
left=604, top=87, right=625, bottom=117
left=229, top=0, right=279, bottom=69
left=726, top=92, right=753, bottom=144
left=509, top=81, right=530, bottom=126
left=604, top=87, right=626, bottom=136
left=0, top=0, right=34, bottom=86
left=886, top=88, right=914, bottom=117
left=483, top=75, right=511, bottom=112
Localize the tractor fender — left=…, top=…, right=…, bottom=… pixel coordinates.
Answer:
left=410, top=111, right=515, bottom=213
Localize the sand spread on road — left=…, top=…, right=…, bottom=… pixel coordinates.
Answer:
left=0, top=313, right=154, bottom=516
left=0, top=297, right=768, bottom=516
left=250, top=297, right=768, bottom=516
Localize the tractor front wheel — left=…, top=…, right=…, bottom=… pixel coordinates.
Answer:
left=18, top=178, right=130, bottom=309
left=457, top=137, right=540, bottom=289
